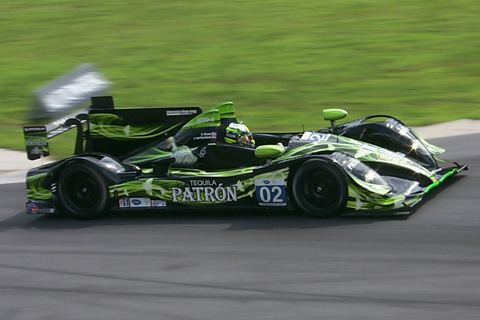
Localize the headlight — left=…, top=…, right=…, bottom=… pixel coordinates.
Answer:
left=330, top=152, right=391, bottom=195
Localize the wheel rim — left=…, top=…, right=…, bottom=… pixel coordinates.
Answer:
left=301, top=170, right=340, bottom=209
left=64, top=171, right=103, bottom=211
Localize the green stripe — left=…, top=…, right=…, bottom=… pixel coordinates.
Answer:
left=424, top=168, right=457, bottom=194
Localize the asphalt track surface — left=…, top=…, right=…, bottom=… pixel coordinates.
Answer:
left=0, top=134, right=479, bottom=320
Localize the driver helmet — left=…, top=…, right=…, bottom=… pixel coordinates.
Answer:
left=224, top=122, right=255, bottom=147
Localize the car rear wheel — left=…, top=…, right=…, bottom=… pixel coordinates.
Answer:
left=292, top=158, right=348, bottom=218
left=56, top=162, right=110, bottom=219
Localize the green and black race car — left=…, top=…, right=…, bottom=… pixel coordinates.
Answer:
left=24, top=96, right=467, bottom=219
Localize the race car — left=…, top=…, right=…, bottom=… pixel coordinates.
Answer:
left=24, top=96, right=468, bottom=219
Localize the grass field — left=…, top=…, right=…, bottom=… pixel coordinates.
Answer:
left=1, top=0, right=479, bottom=153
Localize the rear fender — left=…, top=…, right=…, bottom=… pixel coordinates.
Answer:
left=54, top=155, right=139, bottom=185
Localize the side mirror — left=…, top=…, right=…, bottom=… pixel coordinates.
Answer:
left=255, top=145, right=286, bottom=163
left=323, top=109, right=348, bottom=129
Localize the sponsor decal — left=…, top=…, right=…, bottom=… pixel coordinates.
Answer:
left=151, top=200, right=167, bottom=207
left=300, top=132, right=332, bottom=142
left=24, top=126, right=47, bottom=133
left=119, top=198, right=130, bottom=208
left=196, top=117, right=215, bottom=124
left=29, top=147, right=45, bottom=156
left=171, top=180, right=237, bottom=203
left=26, top=203, right=39, bottom=214
left=130, top=198, right=151, bottom=208
left=25, top=137, right=48, bottom=147
left=193, top=132, right=217, bottom=141
left=38, top=208, right=55, bottom=214
left=24, top=126, right=49, bottom=160
left=255, top=178, right=287, bottom=206
left=346, top=158, right=360, bottom=171
left=166, top=109, right=198, bottom=116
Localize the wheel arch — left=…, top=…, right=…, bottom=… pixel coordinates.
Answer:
left=288, top=154, right=349, bottom=218
left=51, top=154, right=135, bottom=219
left=286, top=154, right=348, bottom=187
left=52, top=154, right=126, bottom=185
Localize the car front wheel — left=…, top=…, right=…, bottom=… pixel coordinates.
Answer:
left=292, top=158, right=348, bottom=218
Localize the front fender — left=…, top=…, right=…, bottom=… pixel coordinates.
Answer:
left=340, top=117, right=438, bottom=168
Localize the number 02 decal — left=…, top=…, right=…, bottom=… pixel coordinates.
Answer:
left=255, top=178, right=287, bottom=206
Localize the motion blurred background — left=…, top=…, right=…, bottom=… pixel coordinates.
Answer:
left=1, top=0, right=479, bottom=153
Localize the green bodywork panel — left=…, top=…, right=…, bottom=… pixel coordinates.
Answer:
left=26, top=173, right=52, bottom=200
left=278, top=135, right=436, bottom=183
left=179, top=102, right=234, bottom=131
left=88, top=113, right=183, bottom=140
left=110, top=168, right=289, bottom=206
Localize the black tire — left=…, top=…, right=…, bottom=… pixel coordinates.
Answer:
left=292, top=158, right=348, bottom=218
left=56, top=162, right=110, bottom=219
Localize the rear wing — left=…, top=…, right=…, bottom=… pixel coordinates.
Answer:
left=23, top=108, right=91, bottom=160
left=23, top=96, right=202, bottom=160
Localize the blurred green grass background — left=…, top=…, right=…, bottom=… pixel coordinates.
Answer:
left=1, top=0, right=479, bottom=152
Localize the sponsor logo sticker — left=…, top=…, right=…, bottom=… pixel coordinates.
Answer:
left=171, top=180, right=237, bottom=203
left=119, top=198, right=130, bottom=208
left=130, top=198, right=151, bottom=208
left=166, top=109, right=198, bottom=116
left=300, top=132, right=332, bottom=142
left=193, top=132, right=217, bottom=141
left=151, top=200, right=167, bottom=207
left=38, top=208, right=55, bottom=214
left=196, top=117, right=215, bottom=124
left=255, top=178, right=287, bottom=206
left=26, top=203, right=39, bottom=214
